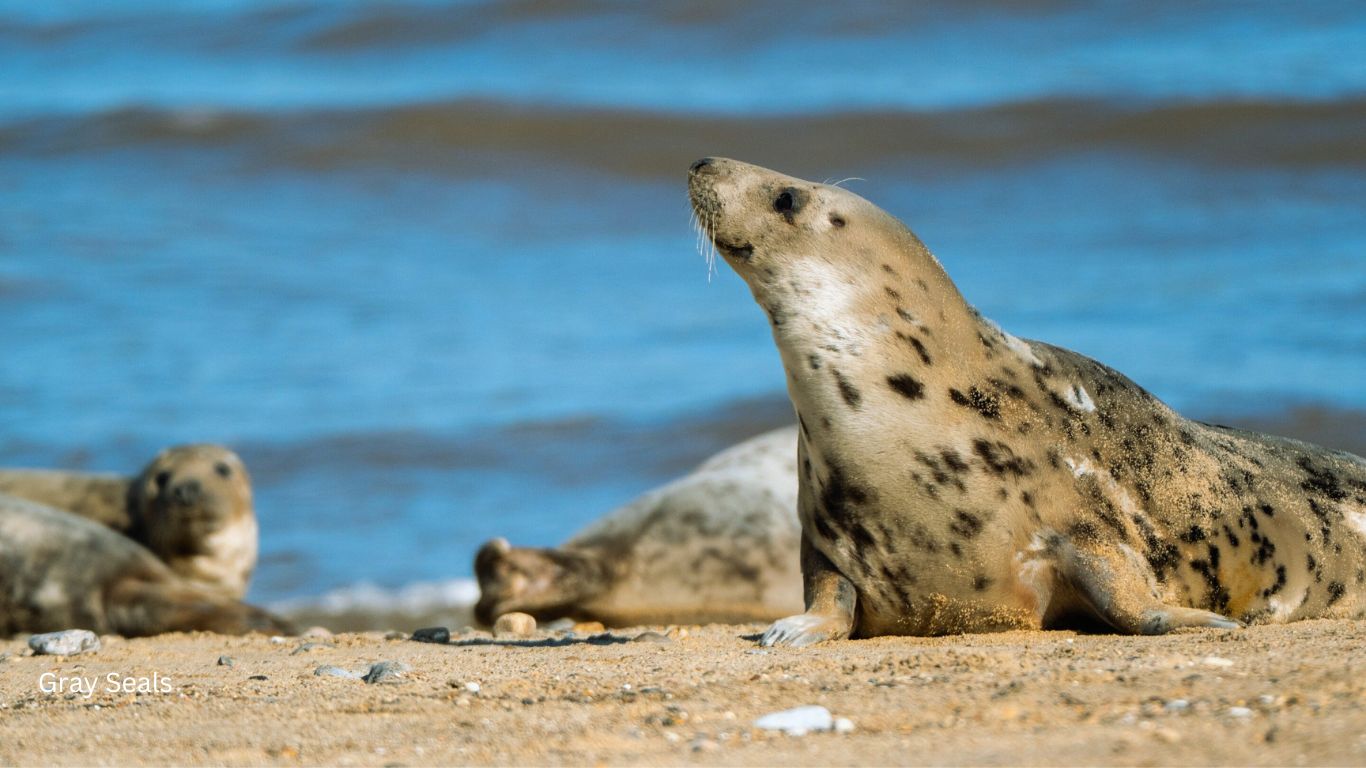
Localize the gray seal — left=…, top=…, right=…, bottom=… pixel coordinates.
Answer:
left=0, top=444, right=257, bottom=598
left=475, top=426, right=802, bottom=626
left=0, top=493, right=289, bottom=637
left=688, top=157, right=1366, bottom=646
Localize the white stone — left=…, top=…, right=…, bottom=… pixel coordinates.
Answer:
left=28, top=629, right=100, bottom=656
left=754, top=705, right=834, bottom=736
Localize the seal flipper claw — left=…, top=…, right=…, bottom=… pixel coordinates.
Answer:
left=760, top=535, right=855, bottom=647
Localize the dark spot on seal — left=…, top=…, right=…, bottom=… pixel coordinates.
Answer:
left=894, top=332, right=933, bottom=365
left=881, top=264, right=897, bottom=276
left=949, top=509, right=985, bottom=539
left=1327, top=581, right=1346, bottom=605
left=941, top=450, right=969, bottom=474
left=1261, top=565, right=1287, bottom=599
left=886, top=374, right=925, bottom=401
left=808, top=354, right=822, bottom=370
left=831, top=369, right=862, bottom=409
left=949, top=386, right=1001, bottom=420
left=1179, top=525, right=1206, bottom=543
left=1298, top=457, right=1346, bottom=501
left=884, top=286, right=902, bottom=301
left=1189, top=557, right=1230, bottom=613
left=972, top=575, right=992, bottom=592
left=972, top=439, right=1035, bottom=477
left=819, top=464, right=871, bottom=525
left=895, top=307, right=917, bottom=324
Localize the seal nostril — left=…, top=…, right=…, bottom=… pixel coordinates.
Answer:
left=690, top=158, right=714, bottom=173
left=774, top=190, right=795, bottom=214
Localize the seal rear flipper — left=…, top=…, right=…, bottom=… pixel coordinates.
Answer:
left=473, top=538, right=612, bottom=626
left=761, top=535, right=855, bottom=647
left=105, top=576, right=295, bottom=637
left=1051, top=533, right=1243, bottom=634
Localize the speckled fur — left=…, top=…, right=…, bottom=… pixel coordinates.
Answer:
left=689, top=158, right=1366, bottom=641
left=0, top=494, right=289, bottom=637
left=0, top=445, right=258, bottom=599
left=474, top=427, right=802, bottom=626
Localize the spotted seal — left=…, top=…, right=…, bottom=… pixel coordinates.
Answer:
left=0, top=493, right=289, bottom=637
left=0, top=445, right=258, bottom=599
left=688, top=157, right=1366, bottom=646
left=474, top=426, right=802, bottom=626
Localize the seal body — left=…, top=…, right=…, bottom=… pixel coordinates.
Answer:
left=475, top=427, right=802, bottom=626
left=688, top=157, right=1366, bottom=645
left=0, top=445, right=258, bottom=599
left=0, top=494, right=289, bottom=637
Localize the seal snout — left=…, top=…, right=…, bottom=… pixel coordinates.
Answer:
left=689, top=157, right=716, bottom=175
left=170, top=478, right=203, bottom=507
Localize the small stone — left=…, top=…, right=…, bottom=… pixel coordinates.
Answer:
left=463, top=681, right=481, bottom=694
left=834, top=717, right=855, bottom=734
left=573, top=621, right=606, bottom=634
left=754, top=705, right=834, bottom=736
left=217, top=655, right=234, bottom=668
left=302, top=626, right=333, bottom=639
left=1227, top=706, right=1253, bottom=718
left=543, top=618, right=575, bottom=632
left=383, top=631, right=407, bottom=641
left=248, top=675, right=268, bottom=681
left=632, top=631, right=671, bottom=644
left=1200, top=656, right=1234, bottom=668
left=269, top=636, right=287, bottom=645
left=410, top=627, right=450, bottom=644
left=493, top=612, right=536, bottom=638
left=1163, top=699, right=1190, bottom=713
left=290, top=642, right=334, bottom=655
left=1153, top=728, right=1182, bottom=744
left=689, top=738, right=719, bottom=753
left=314, top=665, right=360, bottom=679
left=363, top=660, right=412, bottom=685
left=28, top=630, right=100, bottom=656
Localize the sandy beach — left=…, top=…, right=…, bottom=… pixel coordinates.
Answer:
left=2, top=620, right=1363, bottom=766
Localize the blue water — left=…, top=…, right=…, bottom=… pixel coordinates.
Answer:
left=1, top=1, right=1363, bottom=608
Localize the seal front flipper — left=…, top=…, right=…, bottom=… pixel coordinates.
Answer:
left=761, top=536, right=855, bottom=647
left=1050, top=532, right=1243, bottom=634
left=473, top=538, right=613, bottom=625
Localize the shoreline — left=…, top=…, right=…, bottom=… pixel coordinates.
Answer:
left=2, top=621, right=1363, bottom=765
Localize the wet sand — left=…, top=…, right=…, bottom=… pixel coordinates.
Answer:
left=2, top=620, right=1363, bottom=766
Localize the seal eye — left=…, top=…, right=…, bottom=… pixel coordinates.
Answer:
left=773, top=190, right=796, bottom=214
left=830, top=215, right=846, bottom=228
left=154, top=471, right=171, bottom=491
left=214, top=462, right=232, bottom=478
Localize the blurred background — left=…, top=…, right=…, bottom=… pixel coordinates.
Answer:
left=1, top=1, right=1363, bottom=627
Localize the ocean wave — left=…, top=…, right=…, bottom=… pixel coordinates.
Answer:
left=4, top=97, right=1363, bottom=174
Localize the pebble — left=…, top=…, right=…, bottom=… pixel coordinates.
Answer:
left=269, top=636, right=287, bottom=645
left=632, top=631, right=671, bottom=644
left=290, top=642, right=335, bottom=655
left=28, top=630, right=100, bottom=656
left=689, top=738, right=719, bottom=753
left=463, top=681, right=481, bottom=694
left=302, top=626, right=333, bottom=639
left=1163, top=699, right=1190, bottom=713
left=383, top=631, right=407, bottom=641
left=754, top=705, right=834, bottom=736
left=248, top=675, right=268, bottom=681
left=543, top=618, right=575, bottom=632
left=410, top=627, right=450, bottom=644
left=834, top=717, right=856, bottom=734
left=493, top=612, right=536, bottom=638
left=1227, top=706, right=1254, bottom=718
left=217, top=655, right=234, bottom=668
left=363, top=661, right=412, bottom=685
left=573, top=621, right=606, bottom=634
left=1200, top=656, right=1234, bottom=668
left=314, top=665, right=360, bottom=679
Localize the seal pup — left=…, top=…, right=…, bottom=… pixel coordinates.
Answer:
left=0, top=494, right=289, bottom=637
left=0, top=445, right=258, bottom=599
left=688, top=157, right=1366, bottom=646
left=474, top=426, right=802, bottom=626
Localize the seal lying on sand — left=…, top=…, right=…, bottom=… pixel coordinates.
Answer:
left=0, top=445, right=258, bottom=598
left=688, top=157, right=1366, bottom=646
left=475, top=427, right=802, bottom=626
left=0, top=494, right=289, bottom=637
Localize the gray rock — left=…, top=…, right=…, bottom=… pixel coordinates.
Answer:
left=754, top=705, right=834, bottom=736
left=314, top=665, right=360, bottom=679
left=28, top=629, right=100, bottom=656
left=363, top=660, right=412, bottom=685
left=410, top=627, right=450, bottom=644
left=632, top=631, right=671, bottom=644
left=217, top=655, right=234, bottom=667
left=290, top=642, right=335, bottom=655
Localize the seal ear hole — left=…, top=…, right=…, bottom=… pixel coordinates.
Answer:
left=773, top=190, right=796, bottom=214
left=154, top=471, right=171, bottom=491
left=830, top=214, right=846, bottom=228
left=214, top=462, right=232, bottom=478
